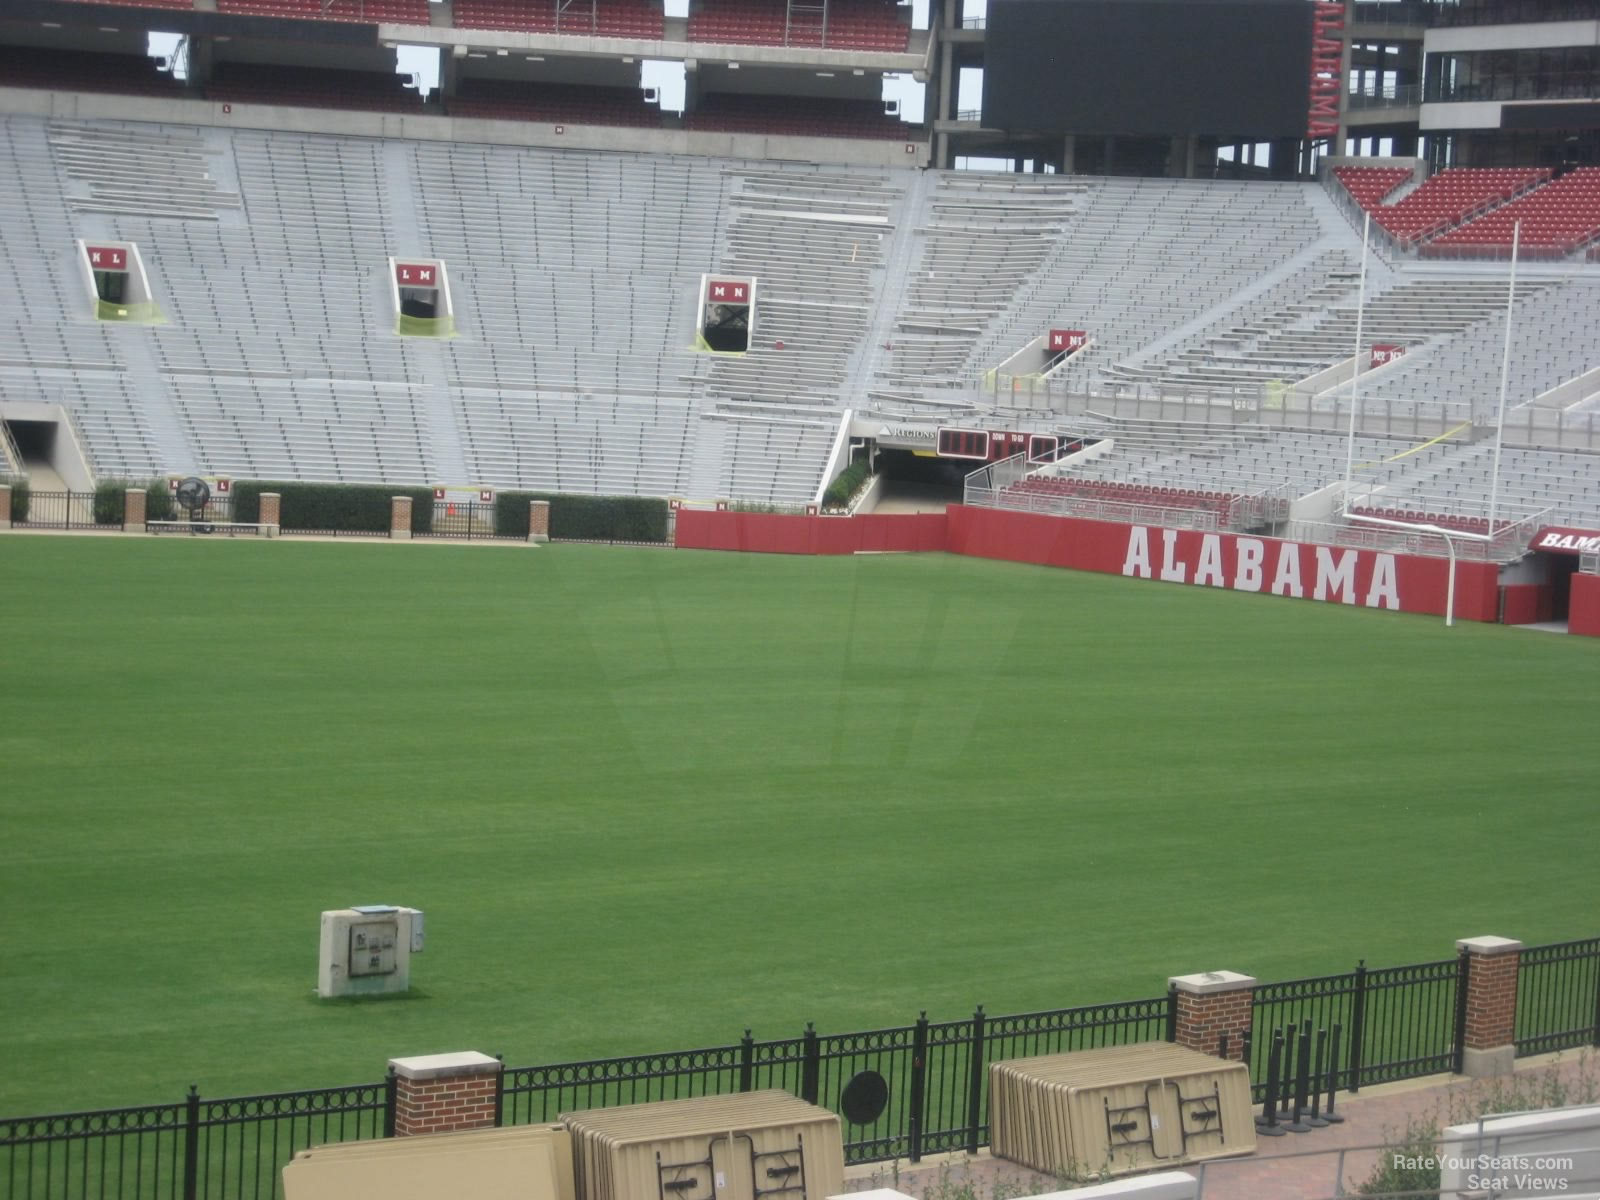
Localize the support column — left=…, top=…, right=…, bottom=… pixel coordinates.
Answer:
left=528, top=499, right=550, bottom=544
left=934, top=7, right=956, bottom=170
left=1169, top=970, right=1256, bottom=1061
left=1458, top=935, right=1522, bottom=1078
left=185, top=36, right=215, bottom=92
left=259, top=492, right=280, bottom=539
left=389, top=1051, right=502, bottom=1137
left=391, top=495, right=413, bottom=540
left=124, top=487, right=147, bottom=534
left=0, top=484, right=10, bottom=530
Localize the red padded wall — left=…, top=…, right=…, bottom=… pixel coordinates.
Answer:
left=1500, top=583, right=1553, bottom=625
left=1569, top=572, right=1600, bottom=637
left=674, top=506, right=1500, bottom=621
left=675, top=510, right=946, bottom=555
left=942, top=506, right=1499, bottom=620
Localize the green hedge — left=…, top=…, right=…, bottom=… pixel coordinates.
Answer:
left=144, top=483, right=175, bottom=523
left=8, top=479, right=27, bottom=523
left=231, top=481, right=436, bottom=535
left=494, top=492, right=669, bottom=543
left=822, top=455, right=873, bottom=510
left=92, top=479, right=175, bottom=526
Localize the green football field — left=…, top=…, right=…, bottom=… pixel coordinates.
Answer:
left=2, top=534, right=1598, bottom=1116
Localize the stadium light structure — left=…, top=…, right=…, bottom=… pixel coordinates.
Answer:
left=1346, top=513, right=1492, bottom=628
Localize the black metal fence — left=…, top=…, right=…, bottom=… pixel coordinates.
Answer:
left=5, top=940, right=1598, bottom=1200
left=501, top=998, right=1170, bottom=1166
left=1, top=1080, right=388, bottom=1200
left=423, top=501, right=508, bottom=541
left=1249, top=955, right=1466, bottom=1102
left=1516, top=936, right=1600, bottom=1057
left=12, top=490, right=103, bottom=530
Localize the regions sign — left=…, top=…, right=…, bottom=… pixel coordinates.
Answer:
left=1531, top=526, right=1600, bottom=556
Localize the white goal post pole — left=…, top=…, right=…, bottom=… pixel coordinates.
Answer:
left=1346, top=513, right=1492, bottom=628
left=1488, top=220, right=1521, bottom=534
left=1342, top=212, right=1372, bottom=509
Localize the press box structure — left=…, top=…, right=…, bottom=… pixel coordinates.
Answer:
left=283, top=1123, right=574, bottom=1200
left=561, top=1090, right=844, bottom=1200
left=316, top=905, right=424, bottom=998
left=989, top=1043, right=1254, bottom=1178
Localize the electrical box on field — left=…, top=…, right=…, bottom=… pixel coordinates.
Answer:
left=317, top=906, right=424, bottom=998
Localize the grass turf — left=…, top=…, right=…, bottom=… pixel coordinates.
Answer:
left=1, top=534, right=1597, bottom=1116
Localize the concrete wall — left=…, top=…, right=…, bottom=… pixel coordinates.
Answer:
left=1439, top=1105, right=1600, bottom=1200
left=0, top=87, right=931, bottom=168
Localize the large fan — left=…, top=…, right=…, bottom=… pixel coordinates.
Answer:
left=174, top=476, right=213, bottom=533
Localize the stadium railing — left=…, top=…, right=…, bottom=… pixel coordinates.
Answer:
left=4, top=941, right=1598, bottom=1199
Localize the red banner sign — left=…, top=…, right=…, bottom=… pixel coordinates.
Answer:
left=1371, top=344, right=1405, bottom=368
left=707, top=279, right=750, bottom=305
left=395, top=262, right=438, bottom=287
left=1307, top=0, right=1344, bottom=140
left=1531, top=526, right=1600, bottom=556
left=87, top=245, right=127, bottom=272
left=1049, top=329, right=1087, bottom=353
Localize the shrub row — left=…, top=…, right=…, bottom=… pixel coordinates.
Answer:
left=231, top=481, right=437, bottom=535
left=93, top=479, right=175, bottom=525
left=5, top=477, right=673, bottom=541
left=822, top=455, right=873, bottom=510
left=494, top=492, right=670, bottom=543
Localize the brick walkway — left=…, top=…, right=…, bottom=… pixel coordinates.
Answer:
left=842, top=1052, right=1599, bottom=1200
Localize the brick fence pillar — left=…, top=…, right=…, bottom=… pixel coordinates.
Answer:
left=0, top=484, right=10, bottom=530
left=1169, top=970, right=1257, bottom=1061
left=259, top=492, right=280, bottom=539
left=528, top=499, right=550, bottom=544
left=389, top=1051, right=502, bottom=1137
left=124, top=487, right=146, bottom=533
left=1458, top=935, right=1522, bottom=1078
left=391, top=495, right=413, bottom=541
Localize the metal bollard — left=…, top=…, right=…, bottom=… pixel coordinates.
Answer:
left=1305, top=1028, right=1329, bottom=1128
left=1322, top=1022, right=1346, bottom=1123
left=1284, top=1025, right=1313, bottom=1133
left=1256, top=1028, right=1286, bottom=1136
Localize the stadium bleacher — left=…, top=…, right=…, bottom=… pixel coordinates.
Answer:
left=686, top=0, right=908, bottom=51
left=214, top=0, right=432, bottom=23
left=1427, top=168, right=1600, bottom=258
left=1331, top=165, right=1413, bottom=211
left=453, top=0, right=665, bottom=37
left=1336, top=165, right=1551, bottom=245
left=1, top=95, right=1597, bottom=535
